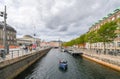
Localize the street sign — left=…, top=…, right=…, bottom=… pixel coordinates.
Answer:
left=0, top=11, right=4, bottom=17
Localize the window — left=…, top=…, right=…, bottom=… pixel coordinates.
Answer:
left=8, top=41, right=9, bottom=44
left=117, top=15, right=120, bottom=18
left=7, top=36, right=9, bottom=40
left=0, top=30, right=3, bottom=38
left=112, top=17, right=115, bottom=21
left=117, top=34, right=120, bottom=37
left=117, top=42, right=120, bottom=47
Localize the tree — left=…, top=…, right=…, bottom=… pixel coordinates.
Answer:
left=75, top=34, right=86, bottom=44
left=85, top=31, right=97, bottom=49
left=114, top=8, right=120, bottom=13
left=62, top=34, right=86, bottom=47
left=62, top=39, right=76, bottom=47
left=97, top=21, right=118, bottom=53
left=107, top=13, right=113, bottom=17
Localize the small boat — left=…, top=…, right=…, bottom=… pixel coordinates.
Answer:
left=59, top=60, right=68, bottom=70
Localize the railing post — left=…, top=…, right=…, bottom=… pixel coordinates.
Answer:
left=22, top=49, right=23, bottom=56
left=11, top=51, right=13, bottom=59
left=18, top=50, right=19, bottom=57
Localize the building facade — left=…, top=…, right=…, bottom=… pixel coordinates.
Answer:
left=0, top=22, right=16, bottom=46
left=49, top=41, right=60, bottom=47
left=40, top=41, right=60, bottom=48
left=17, top=35, right=41, bottom=46
left=86, top=9, right=120, bottom=53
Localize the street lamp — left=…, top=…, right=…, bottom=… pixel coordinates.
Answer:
left=34, top=33, right=36, bottom=44
left=0, top=6, right=7, bottom=59
left=0, top=12, right=4, bottom=17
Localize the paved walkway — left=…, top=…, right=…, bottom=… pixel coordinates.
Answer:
left=0, top=47, right=46, bottom=62
left=77, top=48, right=120, bottom=66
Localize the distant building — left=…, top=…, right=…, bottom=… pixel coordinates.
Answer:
left=40, top=41, right=49, bottom=47
left=0, top=22, right=16, bottom=46
left=17, top=35, right=41, bottom=46
left=49, top=41, right=61, bottom=47
left=40, top=40, right=61, bottom=48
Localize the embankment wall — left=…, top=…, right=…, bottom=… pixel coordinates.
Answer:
left=0, top=48, right=51, bottom=79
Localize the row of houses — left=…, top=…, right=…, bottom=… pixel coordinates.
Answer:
left=0, top=21, right=61, bottom=48
left=85, top=9, right=120, bottom=53
left=40, top=41, right=61, bottom=48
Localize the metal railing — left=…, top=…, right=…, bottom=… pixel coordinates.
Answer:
left=78, top=48, right=120, bottom=66
left=0, top=47, right=46, bottom=62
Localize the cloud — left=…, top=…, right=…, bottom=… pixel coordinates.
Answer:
left=0, top=0, right=120, bottom=41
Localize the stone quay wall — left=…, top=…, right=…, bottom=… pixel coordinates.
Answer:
left=0, top=48, right=51, bottom=79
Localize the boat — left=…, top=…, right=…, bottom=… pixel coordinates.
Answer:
left=59, top=60, right=68, bottom=70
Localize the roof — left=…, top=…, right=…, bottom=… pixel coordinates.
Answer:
left=23, top=35, right=33, bottom=38
left=0, top=22, right=16, bottom=32
left=50, top=40, right=62, bottom=42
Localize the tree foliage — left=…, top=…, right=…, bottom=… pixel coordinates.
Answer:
left=62, top=34, right=86, bottom=46
left=85, top=31, right=98, bottom=44
left=97, top=21, right=117, bottom=43
left=97, top=21, right=118, bottom=53
left=63, top=20, right=118, bottom=48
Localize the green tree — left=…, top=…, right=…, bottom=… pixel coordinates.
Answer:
left=75, top=34, right=86, bottom=44
left=114, top=8, right=120, bottom=13
left=85, top=31, right=97, bottom=49
left=97, top=21, right=118, bottom=53
left=62, top=34, right=86, bottom=47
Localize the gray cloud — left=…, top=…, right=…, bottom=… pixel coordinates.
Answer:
left=58, top=25, right=68, bottom=32
left=0, top=0, right=120, bottom=41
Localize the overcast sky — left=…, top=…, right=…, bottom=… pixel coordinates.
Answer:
left=0, top=0, right=120, bottom=41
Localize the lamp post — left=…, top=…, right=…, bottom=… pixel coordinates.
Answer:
left=0, top=6, right=7, bottom=59
left=33, top=25, right=36, bottom=49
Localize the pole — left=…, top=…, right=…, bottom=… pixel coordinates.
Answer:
left=33, top=26, right=36, bottom=49
left=59, top=38, right=61, bottom=50
left=3, top=5, right=7, bottom=58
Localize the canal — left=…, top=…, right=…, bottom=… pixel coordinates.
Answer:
left=15, top=48, right=120, bottom=79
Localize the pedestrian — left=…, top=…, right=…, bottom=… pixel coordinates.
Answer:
left=25, top=46, right=28, bottom=52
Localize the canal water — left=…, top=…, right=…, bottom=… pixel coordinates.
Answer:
left=15, top=48, right=120, bottom=79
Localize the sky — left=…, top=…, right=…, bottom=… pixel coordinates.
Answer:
left=0, top=0, right=120, bottom=42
